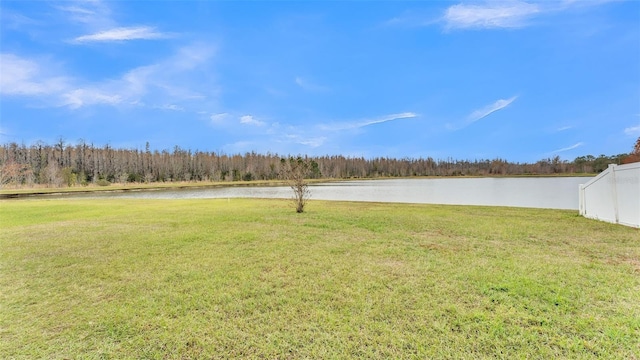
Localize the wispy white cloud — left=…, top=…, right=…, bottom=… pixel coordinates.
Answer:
left=56, top=1, right=171, bottom=43
left=299, top=137, right=327, bottom=148
left=240, top=115, right=266, bottom=126
left=552, top=142, right=584, bottom=153
left=171, top=43, right=216, bottom=71
left=558, top=0, right=619, bottom=9
left=388, top=0, right=614, bottom=31
left=1, top=8, right=40, bottom=30
left=1, top=42, right=216, bottom=110
left=200, top=108, right=420, bottom=154
left=158, top=104, right=184, bottom=111
left=295, top=76, right=329, bottom=92
left=624, top=125, right=640, bottom=136
left=444, top=1, right=539, bottom=30
left=225, top=141, right=254, bottom=153
left=0, top=53, right=70, bottom=96
left=383, top=10, right=440, bottom=28
left=232, top=112, right=418, bottom=149
left=319, top=112, right=418, bottom=131
left=59, top=5, right=101, bottom=21
left=62, top=88, right=122, bottom=109
left=284, top=134, right=327, bottom=148
left=445, top=96, right=517, bottom=131
left=468, top=96, right=517, bottom=122
left=56, top=1, right=116, bottom=32
left=556, top=125, right=573, bottom=132
left=210, top=113, right=229, bottom=125
left=73, top=26, right=168, bottom=43
left=69, top=43, right=215, bottom=107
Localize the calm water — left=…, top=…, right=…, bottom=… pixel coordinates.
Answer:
left=75, top=177, right=590, bottom=210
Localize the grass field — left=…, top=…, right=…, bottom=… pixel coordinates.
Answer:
left=1, top=198, right=638, bottom=358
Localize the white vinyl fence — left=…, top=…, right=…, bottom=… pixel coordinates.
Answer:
left=579, top=162, right=640, bottom=228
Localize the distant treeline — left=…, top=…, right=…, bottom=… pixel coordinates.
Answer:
left=0, top=140, right=634, bottom=187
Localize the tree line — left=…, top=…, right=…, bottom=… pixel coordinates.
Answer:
left=0, top=139, right=637, bottom=188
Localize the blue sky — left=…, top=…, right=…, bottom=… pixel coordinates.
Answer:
left=1, top=0, right=638, bottom=162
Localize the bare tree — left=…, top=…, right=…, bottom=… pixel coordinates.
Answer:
left=117, top=172, right=129, bottom=185
left=0, top=161, right=23, bottom=188
left=280, top=156, right=311, bottom=213
left=622, top=137, right=640, bottom=164
left=1, top=140, right=636, bottom=188
left=43, top=161, right=63, bottom=187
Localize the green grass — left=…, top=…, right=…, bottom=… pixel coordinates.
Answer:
left=1, top=199, right=638, bottom=359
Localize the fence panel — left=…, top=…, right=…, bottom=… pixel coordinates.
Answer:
left=614, top=163, right=640, bottom=227
left=579, top=163, right=640, bottom=228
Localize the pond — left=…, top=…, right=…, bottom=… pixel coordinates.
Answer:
left=71, top=177, right=590, bottom=210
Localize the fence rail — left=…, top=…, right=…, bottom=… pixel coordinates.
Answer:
left=579, top=162, right=640, bottom=228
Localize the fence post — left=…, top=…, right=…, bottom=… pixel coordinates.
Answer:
left=609, top=164, right=619, bottom=224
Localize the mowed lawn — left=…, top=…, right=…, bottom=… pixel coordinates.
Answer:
left=1, top=199, right=638, bottom=359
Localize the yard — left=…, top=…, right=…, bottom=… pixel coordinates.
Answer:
left=1, top=199, right=638, bottom=358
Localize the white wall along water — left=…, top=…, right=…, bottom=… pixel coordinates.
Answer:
left=72, top=177, right=589, bottom=211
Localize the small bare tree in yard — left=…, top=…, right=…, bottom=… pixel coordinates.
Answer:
left=280, top=156, right=311, bottom=213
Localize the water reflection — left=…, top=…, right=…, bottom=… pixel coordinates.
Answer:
left=75, top=177, right=589, bottom=210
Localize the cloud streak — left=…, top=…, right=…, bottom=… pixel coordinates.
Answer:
left=158, top=104, right=184, bottom=111
left=624, top=125, right=640, bottom=136
left=552, top=142, right=584, bottom=153
left=57, top=1, right=115, bottom=29
left=444, top=1, right=539, bottom=30
left=240, top=115, right=266, bottom=126
left=73, top=26, right=168, bottom=43
left=231, top=112, right=420, bottom=152
left=284, top=134, right=327, bottom=148
left=388, top=0, right=615, bottom=31
left=468, top=96, right=517, bottom=122
left=210, top=113, right=229, bottom=125
left=62, top=88, right=122, bottom=109
left=445, top=96, right=517, bottom=131
left=0, top=53, right=70, bottom=96
left=1, top=42, right=216, bottom=110
left=319, top=112, right=418, bottom=131
left=295, top=76, right=329, bottom=92
left=468, top=96, right=518, bottom=123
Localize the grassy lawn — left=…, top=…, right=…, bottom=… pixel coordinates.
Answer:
left=1, top=199, right=638, bottom=358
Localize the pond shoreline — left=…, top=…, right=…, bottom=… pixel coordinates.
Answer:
left=0, top=179, right=314, bottom=199
left=10, top=177, right=591, bottom=211
left=0, top=174, right=595, bottom=200
left=0, top=182, right=285, bottom=199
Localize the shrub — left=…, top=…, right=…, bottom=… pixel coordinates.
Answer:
left=96, top=179, right=111, bottom=186
left=279, top=157, right=311, bottom=213
left=61, top=167, right=77, bottom=187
